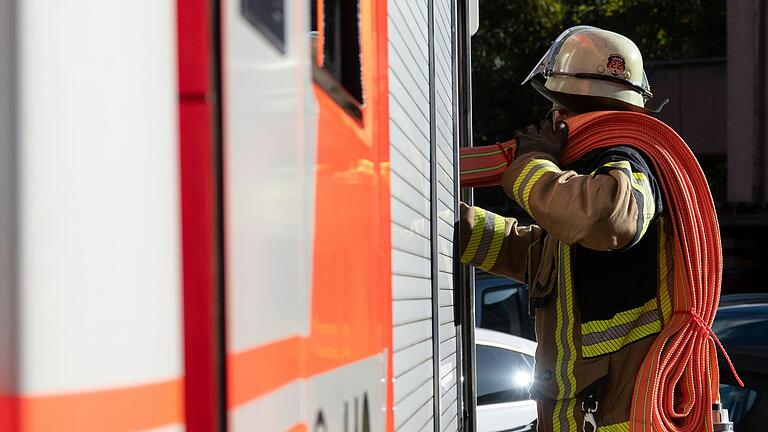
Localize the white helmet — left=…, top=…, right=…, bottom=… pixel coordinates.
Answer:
left=522, top=26, right=668, bottom=115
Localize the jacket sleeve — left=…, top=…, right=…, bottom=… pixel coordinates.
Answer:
left=501, top=147, right=662, bottom=251
left=456, top=202, right=543, bottom=282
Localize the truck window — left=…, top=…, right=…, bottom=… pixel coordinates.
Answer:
left=310, top=0, right=364, bottom=120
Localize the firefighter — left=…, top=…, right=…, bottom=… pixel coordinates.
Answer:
left=459, top=26, right=671, bottom=431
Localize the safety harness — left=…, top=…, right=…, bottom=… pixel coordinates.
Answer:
left=460, top=111, right=742, bottom=431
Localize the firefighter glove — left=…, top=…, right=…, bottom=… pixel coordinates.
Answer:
left=515, top=119, right=568, bottom=162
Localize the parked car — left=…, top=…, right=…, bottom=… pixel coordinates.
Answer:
left=475, top=328, right=537, bottom=432
left=475, top=270, right=535, bottom=341
left=718, top=292, right=768, bottom=307
left=712, top=296, right=768, bottom=431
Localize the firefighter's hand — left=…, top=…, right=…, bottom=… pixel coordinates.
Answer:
left=515, top=119, right=568, bottom=162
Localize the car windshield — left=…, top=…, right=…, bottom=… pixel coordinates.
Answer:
left=712, top=305, right=768, bottom=346
left=476, top=344, right=534, bottom=405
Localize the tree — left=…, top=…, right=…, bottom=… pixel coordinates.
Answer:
left=471, top=0, right=726, bottom=212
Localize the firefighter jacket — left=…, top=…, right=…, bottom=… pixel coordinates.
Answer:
left=458, top=146, right=675, bottom=431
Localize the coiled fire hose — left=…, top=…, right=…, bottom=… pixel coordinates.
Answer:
left=459, top=111, right=743, bottom=431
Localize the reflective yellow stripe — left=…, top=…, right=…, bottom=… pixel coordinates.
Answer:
left=582, top=320, right=662, bottom=358
left=478, top=214, right=505, bottom=271
left=581, top=298, right=661, bottom=357
left=658, top=218, right=673, bottom=324
left=554, top=245, right=566, bottom=399
left=601, top=160, right=632, bottom=171
left=553, top=244, right=577, bottom=431
left=563, top=246, right=576, bottom=394
left=552, top=399, right=564, bottom=432
left=598, top=161, right=655, bottom=242
left=522, top=161, right=559, bottom=212
left=553, top=399, right=577, bottom=432
left=581, top=299, right=658, bottom=334
left=631, top=172, right=655, bottom=238
left=460, top=208, right=486, bottom=263
left=598, top=421, right=630, bottom=431
left=512, top=159, right=540, bottom=203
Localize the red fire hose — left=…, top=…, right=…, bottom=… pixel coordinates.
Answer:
left=460, top=111, right=742, bottom=431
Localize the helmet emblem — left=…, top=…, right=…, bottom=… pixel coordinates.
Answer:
left=606, top=54, right=626, bottom=76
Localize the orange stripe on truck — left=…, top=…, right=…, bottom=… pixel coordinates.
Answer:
left=227, top=335, right=304, bottom=408
left=1, top=379, right=183, bottom=432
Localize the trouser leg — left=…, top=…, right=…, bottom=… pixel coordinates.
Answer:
left=536, top=398, right=584, bottom=432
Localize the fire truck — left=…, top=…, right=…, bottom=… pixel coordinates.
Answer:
left=0, top=0, right=480, bottom=430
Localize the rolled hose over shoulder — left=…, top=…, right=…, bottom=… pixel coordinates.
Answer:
left=459, top=111, right=741, bottom=431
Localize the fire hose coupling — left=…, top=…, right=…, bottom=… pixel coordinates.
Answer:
left=712, top=403, right=734, bottom=431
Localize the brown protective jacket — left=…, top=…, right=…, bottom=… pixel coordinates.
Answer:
left=458, top=149, right=674, bottom=431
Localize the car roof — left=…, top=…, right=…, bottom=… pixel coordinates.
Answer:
left=475, top=328, right=537, bottom=357
left=717, top=302, right=768, bottom=316
left=475, top=275, right=526, bottom=290
left=719, top=293, right=768, bottom=307
left=713, top=302, right=768, bottom=360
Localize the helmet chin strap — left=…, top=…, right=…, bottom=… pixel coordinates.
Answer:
left=531, top=80, right=670, bottom=116
left=546, top=104, right=572, bottom=125
left=647, top=97, right=670, bottom=113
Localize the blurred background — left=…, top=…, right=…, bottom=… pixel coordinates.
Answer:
left=470, top=0, right=768, bottom=297
left=2, top=1, right=765, bottom=430
left=469, top=5, right=768, bottom=429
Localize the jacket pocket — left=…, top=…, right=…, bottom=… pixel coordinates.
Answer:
left=527, top=236, right=557, bottom=315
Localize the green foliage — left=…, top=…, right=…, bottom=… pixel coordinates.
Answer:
left=470, top=0, right=726, bottom=212
left=471, top=0, right=726, bottom=146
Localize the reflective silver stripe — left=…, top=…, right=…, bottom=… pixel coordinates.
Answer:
left=461, top=208, right=486, bottom=263
left=581, top=309, right=660, bottom=346
left=515, top=160, right=559, bottom=213
left=516, top=162, right=543, bottom=205
left=631, top=172, right=655, bottom=239
left=469, top=211, right=497, bottom=267
left=600, top=161, right=656, bottom=246
left=555, top=243, right=576, bottom=431
left=512, top=159, right=540, bottom=203
left=479, top=214, right=506, bottom=271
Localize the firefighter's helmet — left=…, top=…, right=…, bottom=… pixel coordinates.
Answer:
left=522, top=26, right=668, bottom=115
